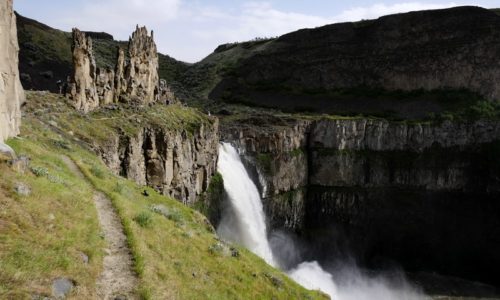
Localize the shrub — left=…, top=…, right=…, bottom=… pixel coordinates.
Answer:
left=90, top=166, right=105, bottom=179
left=113, top=183, right=126, bottom=194
left=134, top=212, right=153, bottom=228
left=30, top=166, right=49, bottom=177
left=466, top=101, right=499, bottom=119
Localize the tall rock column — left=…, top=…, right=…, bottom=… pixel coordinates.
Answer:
left=123, top=26, right=159, bottom=104
left=114, top=48, right=126, bottom=102
left=0, top=0, right=24, bottom=143
left=70, top=28, right=99, bottom=112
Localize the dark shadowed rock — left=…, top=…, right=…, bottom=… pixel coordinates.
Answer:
left=211, top=6, right=500, bottom=116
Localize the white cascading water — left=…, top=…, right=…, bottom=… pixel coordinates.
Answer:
left=217, top=142, right=426, bottom=300
left=217, top=142, right=276, bottom=266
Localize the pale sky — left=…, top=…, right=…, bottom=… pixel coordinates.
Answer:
left=14, top=0, right=500, bottom=63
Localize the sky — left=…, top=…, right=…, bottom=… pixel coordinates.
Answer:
left=14, top=0, right=500, bottom=63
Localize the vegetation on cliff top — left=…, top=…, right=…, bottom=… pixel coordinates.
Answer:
left=0, top=92, right=326, bottom=299
left=24, top=91, right=214, bottom=147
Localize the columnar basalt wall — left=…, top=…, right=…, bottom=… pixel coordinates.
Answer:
left=97, top=120, right=220, bottom=205
left=0, top=0, right=24, bottom=142
left=223, top=116, right=500, bottom=285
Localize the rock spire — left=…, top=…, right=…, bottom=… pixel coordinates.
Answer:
left=0, top=0, right=25, bottom=142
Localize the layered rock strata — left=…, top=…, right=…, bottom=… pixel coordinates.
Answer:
left=0, top=0, right=24, bottom=142
left=212, top=6, right=500, bottom=116
left=223, top=116, right=500, bottom=284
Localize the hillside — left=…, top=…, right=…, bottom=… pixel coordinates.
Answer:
left=0, top=91, right=326, bottom=299
left=198, top=6, right=500, bottom=119
left=16, top=13, right=188, bottom=94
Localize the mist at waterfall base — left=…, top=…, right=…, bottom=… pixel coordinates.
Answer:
left=216, top=143, right=427, bottom=299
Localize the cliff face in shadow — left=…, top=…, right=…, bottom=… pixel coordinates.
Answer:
left=211, top=6, right=500, bottom=118
left=222, top=115, right=500, bottom=287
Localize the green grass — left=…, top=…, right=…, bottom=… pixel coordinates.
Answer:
left=1, top=126, right=104, bottom=299
left=24, top=91, right=215, bottom=147
left=0, top=94, right=327, bottom=299
left=67, top=125, right=326, bottom=299
left=17, top=18, right=72, bottom=65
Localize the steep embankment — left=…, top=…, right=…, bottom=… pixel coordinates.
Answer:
left=221, top=112, right=500, bottom=291
left=208, top=6, right=500, bottom=118
left=15, top=13, right=187, bottom=94
left=0, top=91, right=327, bottom=299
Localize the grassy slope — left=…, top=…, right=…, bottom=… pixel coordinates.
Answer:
left=0, top=130, right=104, bottom=299
left=24, top=91, right=214, bottom=146
left=0, top=92, right=326, bottom=299
left=177, top=40, right=275, bottom=106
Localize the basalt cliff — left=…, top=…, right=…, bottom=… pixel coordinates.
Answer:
left=210, top=6, right=500, bottom=290
left=0, top=0, right=24, bottom=143
left=222, top=114, right=500, bottom=289
left=210, top=6, right=500, bottom=118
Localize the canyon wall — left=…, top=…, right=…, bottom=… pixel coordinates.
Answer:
left=211, top=6, right=500, bottom=117
left=95, top=120, right=219, bottom=205
left=0, top=0, right=24, bottom=142
left=223, top=116, right=500, bottom=285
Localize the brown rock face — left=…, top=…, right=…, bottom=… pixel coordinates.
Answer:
left=122, top=26, right=159, bottom=104
left=0, top=0, right=24, bottom=142
left=96, top=67, right=115, bottom=105
left=70, top=26, right=166, bottom=112
left=97, top=120, right=220, bottom=205
left=70, top=28, right=99, bottom=112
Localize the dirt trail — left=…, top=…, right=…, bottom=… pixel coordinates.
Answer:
left=61, top=155, right=138, bottom=299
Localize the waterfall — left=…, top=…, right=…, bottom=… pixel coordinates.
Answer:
left=216, top=142, right=276, bottom=266
left=217, top=142, right=426, bottom=300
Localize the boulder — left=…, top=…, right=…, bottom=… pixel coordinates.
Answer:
left=0, top=142, right=16, bottom=161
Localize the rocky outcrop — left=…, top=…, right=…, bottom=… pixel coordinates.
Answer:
left=97, top=120, right=219, bottom=205
left=0, top=0, right=24, bottom=142
left=70, top=26, right=174, bottom=112
left=70, top=28, right=99, bottom=112
left=310, top=119, right=500, bottom=151
left=96, top=67, right=115, bottom=105
left=223, top=115, right=500, bottom=285
left=124, top=26, right=159, bottom=104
